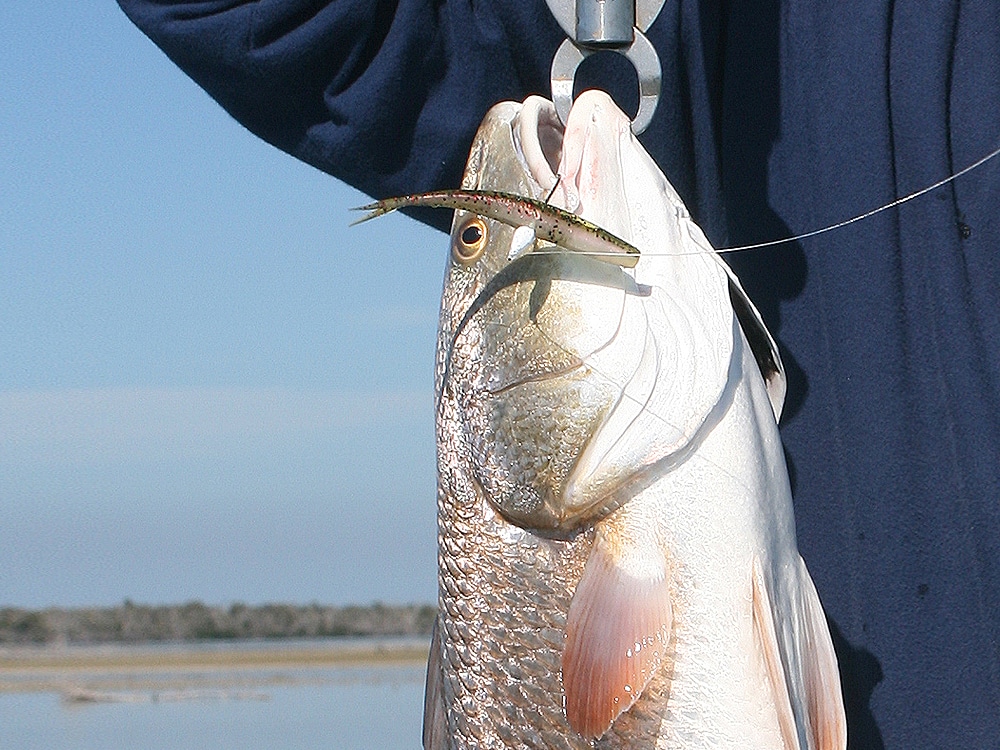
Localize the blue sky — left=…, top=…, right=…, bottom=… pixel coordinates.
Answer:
left=1, top=3, right=445, bottom=607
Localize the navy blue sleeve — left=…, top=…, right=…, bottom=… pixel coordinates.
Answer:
left=116, top=0, right=564, bottom=230
left=115, top=0, right=727, bottom=235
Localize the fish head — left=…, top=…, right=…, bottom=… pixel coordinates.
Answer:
left=438, top=92, right=740, bottom=534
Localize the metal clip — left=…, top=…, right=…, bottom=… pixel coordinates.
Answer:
left=546, top=0, right=667, bottom=134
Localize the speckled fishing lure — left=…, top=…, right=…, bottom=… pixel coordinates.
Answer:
left=352, top=188, right=641, bottom=268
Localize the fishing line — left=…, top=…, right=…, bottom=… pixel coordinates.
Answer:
left=528, top=140, right=1000, bottom=260
left=718, top=140, right=1000, bottom=253
left=544, top=175, right=563, bottom=204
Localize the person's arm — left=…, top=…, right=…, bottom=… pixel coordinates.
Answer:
left=117, top=0, right=562, bottom=230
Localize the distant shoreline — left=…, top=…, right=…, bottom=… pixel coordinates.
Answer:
left=0, top=601, right=436, bottom=646
left=0, top=637, right=430, bottom=695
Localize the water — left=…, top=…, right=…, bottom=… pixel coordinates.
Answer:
left=0, top=642, right=426, bottom=750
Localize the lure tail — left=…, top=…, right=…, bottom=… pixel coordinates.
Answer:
left=349, top=198, right=408, bottom=226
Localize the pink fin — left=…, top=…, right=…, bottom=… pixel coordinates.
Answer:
left=752, top=558, right=802, bottom=750
left=796, top=556, right=848, bottom=750
left=562, top=530, right=672, bottom=739
left=752, top=557, right=847, bottom=750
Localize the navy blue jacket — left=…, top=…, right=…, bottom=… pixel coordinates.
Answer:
left=117, top=1, right=1000, bottom=746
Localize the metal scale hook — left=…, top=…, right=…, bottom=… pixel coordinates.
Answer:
left=546, top=0, right=667, bottom=134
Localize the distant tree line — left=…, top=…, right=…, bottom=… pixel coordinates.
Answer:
left=0, top=601, right=436, bottom=645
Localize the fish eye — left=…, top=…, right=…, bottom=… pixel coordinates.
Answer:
left=453, top=217, right=488, bottom=265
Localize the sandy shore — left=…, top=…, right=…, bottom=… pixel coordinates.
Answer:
left=0, top=638, right=429, bottom=695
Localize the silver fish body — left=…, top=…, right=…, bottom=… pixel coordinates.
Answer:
left=423, top=92, right=846, bottom=749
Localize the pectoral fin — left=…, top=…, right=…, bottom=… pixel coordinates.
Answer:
left=795, top=556, right=848, bottom=750
left=752, top=558, right=802, bottom=750
left=562, top=524, right=672, bottom=739
left=752, top=557, right=847, bottom=750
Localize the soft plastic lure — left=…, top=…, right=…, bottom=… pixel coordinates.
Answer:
left=353, top=189, right=640, bottom=268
